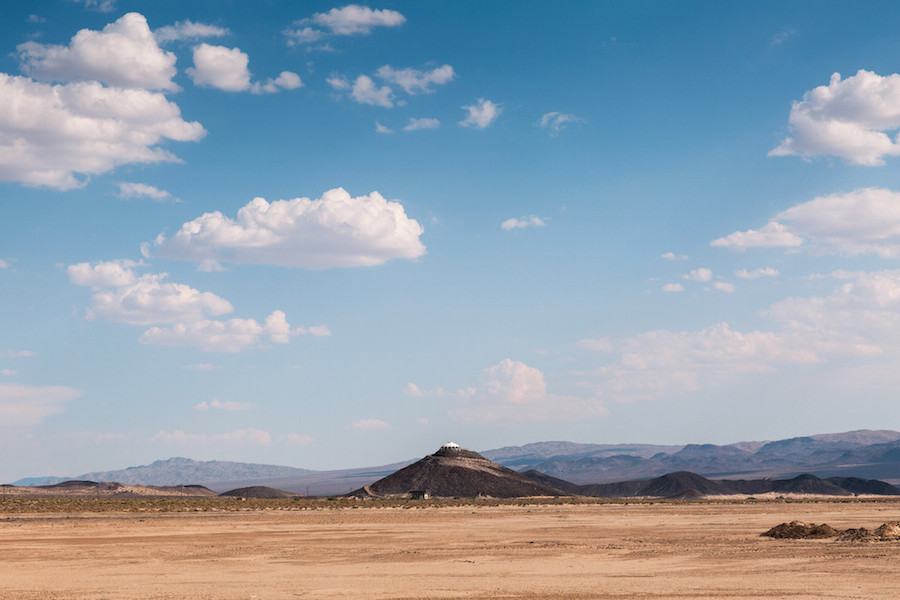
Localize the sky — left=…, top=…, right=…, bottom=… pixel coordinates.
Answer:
left=3, top=1, right=900, bottom=482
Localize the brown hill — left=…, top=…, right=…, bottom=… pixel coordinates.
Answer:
left=0, top=480, right=217, bottom=498
left=219, top=486, right=296, bottom=499
left=350, top=443, right=564, bottom=499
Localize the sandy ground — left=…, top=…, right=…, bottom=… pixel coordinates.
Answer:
left=1, top=501, right=898, bottom=599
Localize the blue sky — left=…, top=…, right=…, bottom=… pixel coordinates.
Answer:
left=4, top=1, right=900, bottom=482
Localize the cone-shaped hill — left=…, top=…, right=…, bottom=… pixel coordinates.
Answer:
left=350, top=443, right=565, bottom=499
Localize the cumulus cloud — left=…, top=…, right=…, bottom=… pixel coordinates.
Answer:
left=712, top=188, right=900, bottom=257
left=155, top=428, right=271, bottom=446
left=376, top=64, right=454, bottom=94
left=0, top=383, right=81, bottom=426
left=187, top=44, right=251, bottom=91
left=140, top=311, right=310, bottom=352
left=403, top=118, right=440, bottom=131
left=68, top=261, right=320, bottom=352
left=289, top=5, right=405, bottom=41
left=662, top=283, right=684, bottom=292
left=735, top=267, right=779, bottom=279
left=187, top=44, right=301, bottom=94
left=420, top=359, right=606, bottom=423
left=152, top=188, right=426, bottom=269
left=661, top=252, right=688, bottom=260
left=375, top=121, right=394, bottom=134
left=589, top=322, right=820, bottom=403
left=285, top=432, right=313, bottom=446
left=0, top=74, right=206, bottom=190
left=18, top=13, right=177, bottom=91
left=68, top=262, right=232, bottom=325
left=115, top=182, right=174, bottom=202
left=539, top=111, right=584, bottom=132
left=712, top=281, right=736, bottom=293
left=350, top=418, right=389, bottom=430
left=154, top=20, right=229, bottom=43
left=251, top=71, right=303, bottom=94
left=2, top=350, right=35, bottom=358
left=581, top=270, right=900, bottom=403
left=195, top=398, right=251, bottom=411
left=770, top=70, right=900, bottom=166
left=501, top=215, right=546, bottom=230
left=683, top=268, right=713, bottom=282
left=710, top=221, right=804, bottom=251
left=460, top=98, right=502, bottom=128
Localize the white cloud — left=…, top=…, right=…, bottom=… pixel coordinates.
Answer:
left=770, top=70, right=900, bottom=166
left=590, top=323, right=820, bottom=403
left=683, top=268, right=713, bottom=282
left=375, top=121, right=394, bottom=134
left=152, top=188, right=426, bottom=270
left=154, top=20, right=229, bottom=43
left=713, top=188, right=900, bottom=257
left=712, top=281, right=736, bottom=293
left=448, top=359, right=607, bottom=423
left=539, top=111, right=584, bottom=132
left=403, top=382, right=424, bottom=396
left=140, top=310, right=307, bottom=352
left=18, top=13, right=177, bottom=91
left=583, top=270, right=900, bottom=404
left=735, top=267, right=779, bottom=279
left=285, top=432, right=313, bottom=446
left=250, top=71, right=303, bottom=94
left=460, top=98, right=502, bottom=128
left=307, top=325, right=332, bottom=337
left=501, top=215, right=546, bottom=230
left=115, top=182, right=173, bottom=202
left=283, top=26, right=324, bottom=46
left=69, top=261, right=316, bottom=352
left=777, top=187, right=900, bottom=257
left=0, top=258, right=9, bottom=269
left=187, top=44, right=251, bottom=92
left=661, top=252, right=688, bottom=260
left=0, top=74, right=206, bottom=190
left=66, top=259, right=140, bottom=289
left=2, top=370, right=17, bottom=377
left=195, top=398, right=252, bottom=411
left=350, top=418, right=389, bottom=431
left=308, top=5, right=406, bottom=36
left=78, top=0, right=116, bottom=12
left=351, top=75, right=394, bottom=107
left=376, top=64, right=454, bottom=94
left=0, top=383, right=81, bottom=426
left=155, top=428, right=271, bottom=446
left=68, top=263, right=233, bottom=325
left=403, top=118, right=440, bottom=131
left=2, top=350, right=35, bottom=358
left=710, top=221, right=804, bottom=251
left=662, top=283, right=684, bottom=292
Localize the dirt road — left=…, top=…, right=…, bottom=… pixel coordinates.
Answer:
left=1, top=501, right=898, bottom=599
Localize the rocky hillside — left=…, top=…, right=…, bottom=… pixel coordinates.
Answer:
left=351, top=443, right=562, bottom=498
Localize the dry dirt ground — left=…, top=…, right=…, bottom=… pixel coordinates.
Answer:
left=1, top=501, right=898, bottom=599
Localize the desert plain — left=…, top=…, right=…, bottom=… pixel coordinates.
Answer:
left=1, top=499, right=898, bottom=599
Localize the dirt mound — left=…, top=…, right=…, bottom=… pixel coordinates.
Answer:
left=765, top=520, right=900, bottom=542
left=350, top=444, right=564, bottom=498
left=762, top=521, right=838, bottom=539
left=219, top=486, right=295, bottom=499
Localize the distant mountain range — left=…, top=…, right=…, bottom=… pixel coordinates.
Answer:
left=12, top=429, right=900, bottom=494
